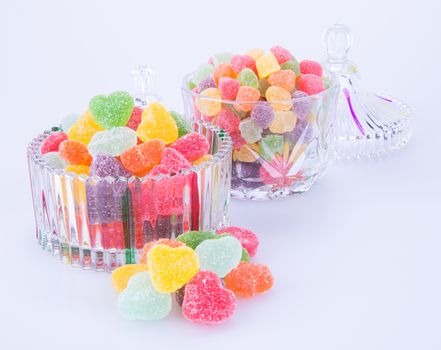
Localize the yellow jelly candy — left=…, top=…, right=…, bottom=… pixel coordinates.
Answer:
left=111, top=264, right=149, bottom=292
left=137, top=102, right=179, bottom=144
left=147, top=244, right=199, bottom=293
left=195, top=88, right=222, bottom=117
left=65, top=164, right=90, bottom=175
left=269, top=111, right=297, bottom=133
left=67, top=111, right=104, bottom=146
left=256, top=52, right=280, bottom=79
left=266, top=86, right=292, bottom=111
left=233, top=144, right=260, bottom=162
left=246, top=48, right=264, bottom=61
left=192, top=154, right=213, bottom=165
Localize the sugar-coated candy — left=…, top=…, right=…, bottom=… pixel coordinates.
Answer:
left=225, top=262, right=273, bottom=298
left=212, top=52, right=233, bottom=66
left=232, top=161, right=262, bottom=188
left=258, top=78, right=271, bottom=97
left=126, top=106, right=143, bottom=131
left=251, top=103, right=274, bottom=129
left=270, top=45, right=292, bottom=65
left=170, top=110, right=192, bottom=138
left=192, top=154, right=213, bottom=165
left=215, top=108, right=240, bottom=133
left=299, top=60, right=323, bottom=77
left=118, top=271, right=172, bottom=320
left=59, top=140, right=92, bottom=165
left=160, top=147, right=191, bottom=173
left=217, top=226, right=259, bottom=257
left=218, top=77, right=240, bottom=100
left=297, top=74, right=325, bottom=95
left=230, top=54, right=257, bottom=74
left=269, top=111, right=297, bottom=133
left=259, top=134, right=284, bottom=161
left=42, top=152, right=67, bottom=169
left=192, top=63, right=215, bottom=85
left=139, top=239, right=185, bottom=265
left=112, top=264, right=149, bottom=292
left=147, top=244, right=199, bottom=293
left=239, top=118, right=263, bottom=144
left=213, top=64, right=236, bottom=85
left=88, top=127, right=137, bottom=157
left=230, top=130, right=247, bottom=150
left=265, top=86, right=292, bottom=111
left=195, top=88, right=222, bottom=117
left=237, top=68, right=259, bottom=89
left=198, top=77, right=216, bottom=91
left=137, top=102, right=179, bottom=144
left=67, top=111, right=104, bottom=145
left=61, top=113, right=79, bottom=132
left=182, top=271, right=237, bottom=325
left=90, top=155, right=131, bottom=177
left=268, top=70, right=296, bottom=92
left=256, top=52, right=280, bottom=79
left=149, top=164, right=171, bottom=176
left=280, top=59, right=300, bottom=75
left=176, top=231, right=219, bottom=250
left=171, top=132, right=210, bottom=161
left=292, top=90, right=312, bottom=120
left=285, top=120, right=313, bottom=144
left=40, top=131, right=68, bottom=155
left=89, top=91, right=134, bottom=129
left=232, top=144, right=259, bottom=162
left=120, top=139, right=165, bottom=174
left=65, top=164, right=90, bottom=175
left=235, top=86, right=260, bottom=112
left=246, top=48, right=264, bottom=61
left=195, top=235, right=242, bottom=278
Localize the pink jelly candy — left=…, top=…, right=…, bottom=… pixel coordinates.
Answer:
left=229, top=131, right=247, bottom=150
left=182, top=270, right=237, bottom=325
left=218, top=77, right=240, bottom=100
left=40, top=131, right=68, bottom=155
left=127, top=106, right=143, bottom=130
left=230, top=54, right=257, bottom=75
left=270, top=45, right=292, bottom=65
left=297, top=74, right=325, bottom=95
left=216, top=226, right=259, bottom=257
left=171, top=132, right=210, bottom=161
left=160, top=147, right=191, bottom=173
left=299, top=60, right=323, bottom=77
left=150, top=164, right=171, bottom=176
left=215, top=108, right=240, bottom=133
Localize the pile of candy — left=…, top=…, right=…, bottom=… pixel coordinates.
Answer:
left=112, top=226, right=273, bottom=324
left=39, top=91, right=211, bottom=178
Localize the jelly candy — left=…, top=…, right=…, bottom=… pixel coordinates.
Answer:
left=216, top=226, right=259, bottom=257
left=232, top=143, right=259, bottom=162
left=67, top=111, right=104, bottom=146
left=139, top=239, right=184, bottom=264
left=235, top=86, right=260, bottom=112
left=137, top=103, right=178, bottom=144
left=61, top=113, right=79, bottom=132
left=195, top=88, right=222, bottom=117
left=65, top=164, right=90, bottom=175
left=182, top=271, right=237, bottom=325
left=241, top=249, right=250, bottom=262
left=118, top=271, right=172, bottom=320
left=160, top=147, right=191, bottom=173
left=246, top=48, right=264, bottom=61
left=285, top=120, right=313, bottom=144
left=299, top=59, right=323, bottom=77
left=237, top=68, right=259, bottom=89
left=292, top=90, right=312, bottom=120
left=258, top=78, right=271, bottom=97
left=270, top=45, right=292, bottom=64
left=120, top=139, right=165, bottom=174
left=59, top=140, right=92, bottom=165
left=198, top=77, right=216, bottom=91
left=230, top=130, right=247, bottom=150
left=147, top=244, right=199, bottom=293
left=218, top=77, right=240, bottom=100
left=112, top=264, right=149, bottom=292
left=149, top=164, right=171, bottom=176
left=90, top=155, right=131, bottom=177
left=225, top=262, right=273, bottom=298
left=176, top=231, right=219, bottom=250
left=42, top=152, right=67, bottom=169
left=265, top=86, right=292, bottom=111
left=232, top=161, right=262, bottom=189
left=256, top=52, right=280, bottom=79
left=171, top=132, right=210, bottom=161
left=280, top=59, right=300, bottom=75
left=212, top=52, right=233, bottom=66
left=269, top=111, right=297, bottom=133
left=230, top=54, right=257, bottom=74
left=251, top=103, right=274, bottom=129
left=88, top=127, right=137, bottom=157
left=215, top=108, right=240, bottom=133
left=195, top=235, right=242, bottom=278
left=192, top=63, right=214, bottom=85
left=297, top=74, right=325, bottom=95
left=239, top=118, right=263, bottom=144
left=175, top=286, right=186, bottom=307
left=40, top=131, right=68, bottom=155
left=170, top=110, right=192, bottom=137
left=89, top=91, right=134, bottom=129
left=192, top=154, right=213, bottom=166
left=259, top=134, right=284, bottom=161
left=213, top=64, right=236, bottom=85
left=127, top=106, right=143, bottom=131
left=268, top=70, right=296, bottom=92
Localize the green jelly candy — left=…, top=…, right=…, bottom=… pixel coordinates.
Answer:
left=323, top=76, right=332, bottom=89
left=241, top=248, right=250, bottom=262
left=238, top=68, right=259, bottom=89
left=117, top=272, right=172, bottom=321
left=89, top=91, right=134, bottom=129
left=177, top=231, right=218, bottom=250
left=281, top=58, right=300, bottom=76
left=187, top=80, right=197, bottom=90
left=170, top=111, right=192, bottom=137
left=192, top=63, right=214, bottom=85
left=259, top=134, right=284, bottom=161
left=212, top=52, right=233, bottom=66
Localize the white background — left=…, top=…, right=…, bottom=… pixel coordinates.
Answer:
left=2, top=0, right=441, bottom=349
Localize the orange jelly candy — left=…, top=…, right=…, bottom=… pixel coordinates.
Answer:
left=235, top=86, right=261, bottom=112
left=59, top=140, right=92, bottom=165
left=225, top=262, right=273, bottom=298
left=120, top=139, right=165, bottom=174
left=213, top=63, right=237, bottom=85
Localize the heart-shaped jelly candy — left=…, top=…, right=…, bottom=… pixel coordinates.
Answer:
left=137, top=102, right=178, bottom=144
left=117, top=271, right=172, bottom=320
left=182, top=271, right=237, bottom=325
left=89, top=91, right=134, bottom=129
left=195, top=235, right=242, bottom=278
left=111, top=264, right=148, bottom=293
left=88, top=127, right=137, bottom=157
left=139, top=239, right=185, bottom=265
left=147, top=244, right=199, bottom=293
left=217, top=226, right=259, bottom=257
left=225, top=262, right=274, bottom=298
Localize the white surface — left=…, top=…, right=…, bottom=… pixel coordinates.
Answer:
left=2, top=0, right=441, bottom=349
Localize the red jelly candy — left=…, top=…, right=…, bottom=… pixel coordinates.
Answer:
left=225, top=262, right=274, bottom=298
left=230, top=54, right=257, bottom=75
left=215, top=108, right=240, bottom=133
left=126, top=106, right=143, bottom=130
left=297, top=74, right=325, bottom=95
left=40, top=131, right=68, bottom=155
left=218, top=77, right=240, bottom=100
left=171, top=132, right=210, bottom=161
left=150, top=164, right=170, bottom=176
left=270, top=45, right=292, bottom=65
left=229, top=131, right=247, bottom=150
left=59, top=140, right=92, bottom=165
left=216, top=226, right=259, bottom=257
left=160, top=147, right=191, bottom=173
left=299, top=60, right=323, bottom=77
left=182, top=271, right=237, bottom=324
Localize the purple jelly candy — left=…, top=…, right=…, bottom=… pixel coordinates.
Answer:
left=232, top=161, right=263, bottom=189
left=198, top=77, right=216, bottom=91
left=292, top=91, right=312, bottom=120
left=250, top=104, right=274, bottom=129
left=285, top=120, right=313, bottom=145
left=90, top=155, right=131, bottom=178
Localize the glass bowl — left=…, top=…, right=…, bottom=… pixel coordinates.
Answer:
left=182, top=73, right=340, bottom=200
left=27, top=121, right=232, bottom=271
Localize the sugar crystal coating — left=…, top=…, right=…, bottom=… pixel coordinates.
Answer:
left=292, top=90, right=312, bottom=120
left=218, top=77, right=240, bottom=100
left=217, top=226, right=259, bottom=257
left=265, top=86, right=292, bottom=111
left=170, top=110, right=192, bottom=138
left=65, top=164, right=90, bottom=175
left=89, top=91, right=134, bottom=129
left=235, top=86, right=260, bottom=112
left=90, top=155, right=131, bottom=177
left=280, top=59, right=300, bottom=75
left=246, top=48, right=264, bottom=61
left=171, top=132, right=210, bottom=161
left=67, top=111, right=104, bottom=145
left=269, top=111, right=297, bottom=133
left=233, top=143, right=260, bottom=162
left=270, top=45, right=292, bottom=64
left=127, top=106, right=143, bottom=130
left=112, top=264, right=148, bottom=292
left=268, top=69, right=296, bottom=92
left=198, top=77, right=216, bottom=91
left=215, top=107, right=240, bottom=133
left=237, top=68, right=259, bottom=89
left=59, top=140, right=92, bottom=165
left=225, top=262, right=274, bottom=298
left=139, top=239, right=185, bottom=265
left=239, top=118, right=263, bottom=144
left=195, top=88, right=222, bottom=117
left=42, top=151, right=67, bottom=169
left=299, top=59, right=323, bottom=77
left=160, top=147, right=191, bottom=173
left=213, top=64, right=236, bottom=85
left=192, top=154, right=213, bottom=165
left=212, top=52, right=233, bottom=66
left=297, top=74, right=325, bottom=95
left=40, top=131, right=68, bottom=155
left=251, top=103, right=274, bottom=129
left=88, top=127, right=137, bottom=157
left=176, top=231, right=219, bottom=250
left=230, top=54, right=257, bottom=74
left=259, top=134, right=284, bottom=161
left=137, top=102, right=178, bottom=144
left=120, top=139, right=165, bottom=174
left=256, top=52, right=280, bottom=79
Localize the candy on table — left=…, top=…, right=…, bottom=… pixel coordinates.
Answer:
left=215, top=107, right=240, bottom=133
left=175, top=286, right=186, bottom=307
left=139, top=239, right=185, bottom=265
left=237, top=68, right=259, bottom=89
left=299, top=59, right=323, bottom=77
left=218, top=77, right=240, bottom=100
left=137, top=102, right=179, bottom=144
left=213, top=63, right=237, bottom=85
left=67, top=111, right=104, bottom=146
left=280, top=59, right=300, bottom=75
left=225, top=262, right=273, bottom=298
left=59, top=140, right=92, bottom=165
left=112, top=264, right=149, bottom=292
left=269, top=111, right=297, bottom=133
left=297, top=74, right=325, bottom=95
left=176, top=231, right=219, bottom=250
left=235, top=86, right=260, bottom=112
left=90, top=154, right=131, bottom=177
left=211, top=52, right=233, bottom=66
left=259, top=134, right=284, bottom=161
left=192, top=63, right=215, bottom=85
left=87, top=127, right=137, bottom=157
left=192, top=154, right=213, bottom=166
left=171, top=132, right=210, bottom=161
left=126, top=106, right=143, bottom=131
left=239, top=118, right=263, bottom=144
left=246, top=48, right=264, bottom=61
left=256, top=52, right=280, bottom=79
left=170, top=110, right=192, bottom=138
left=89, top=91, right=134, bottom=129
left=61, top=113, right=79, bottom=132
left=42, top=152, right=67, bottom=169
left=40, top=131, right=68, bottom=155
left=195, top=235, right=242, bottom=278
left=265, top=86, right=292, bottom=111
left=159, top=147, right=191, bottom=173
left=182, top=270, right=237, bottom=325
left=230, top=54, right=257, bottom=74
left=195, top=88, right=222, bottom=117
left=198, top=77, right=216, bottom=91
left=65, top=164, right=90, bottom=175
left=268, top=69, right=296, bottom=92
left=251, top=103, right=275, bottom=129
left=118, top=271, right=172, bottom=321
left=292, top=90, right=313, bottom=120
left=147, top=244, right=199, bottom=293
left=270, top=45, right=292, bottom=65
left=216, top=226, right=259, bottom=257
left=232, top=143, right=260, bottom=163
left=120, top=139, right=165, bottom=174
